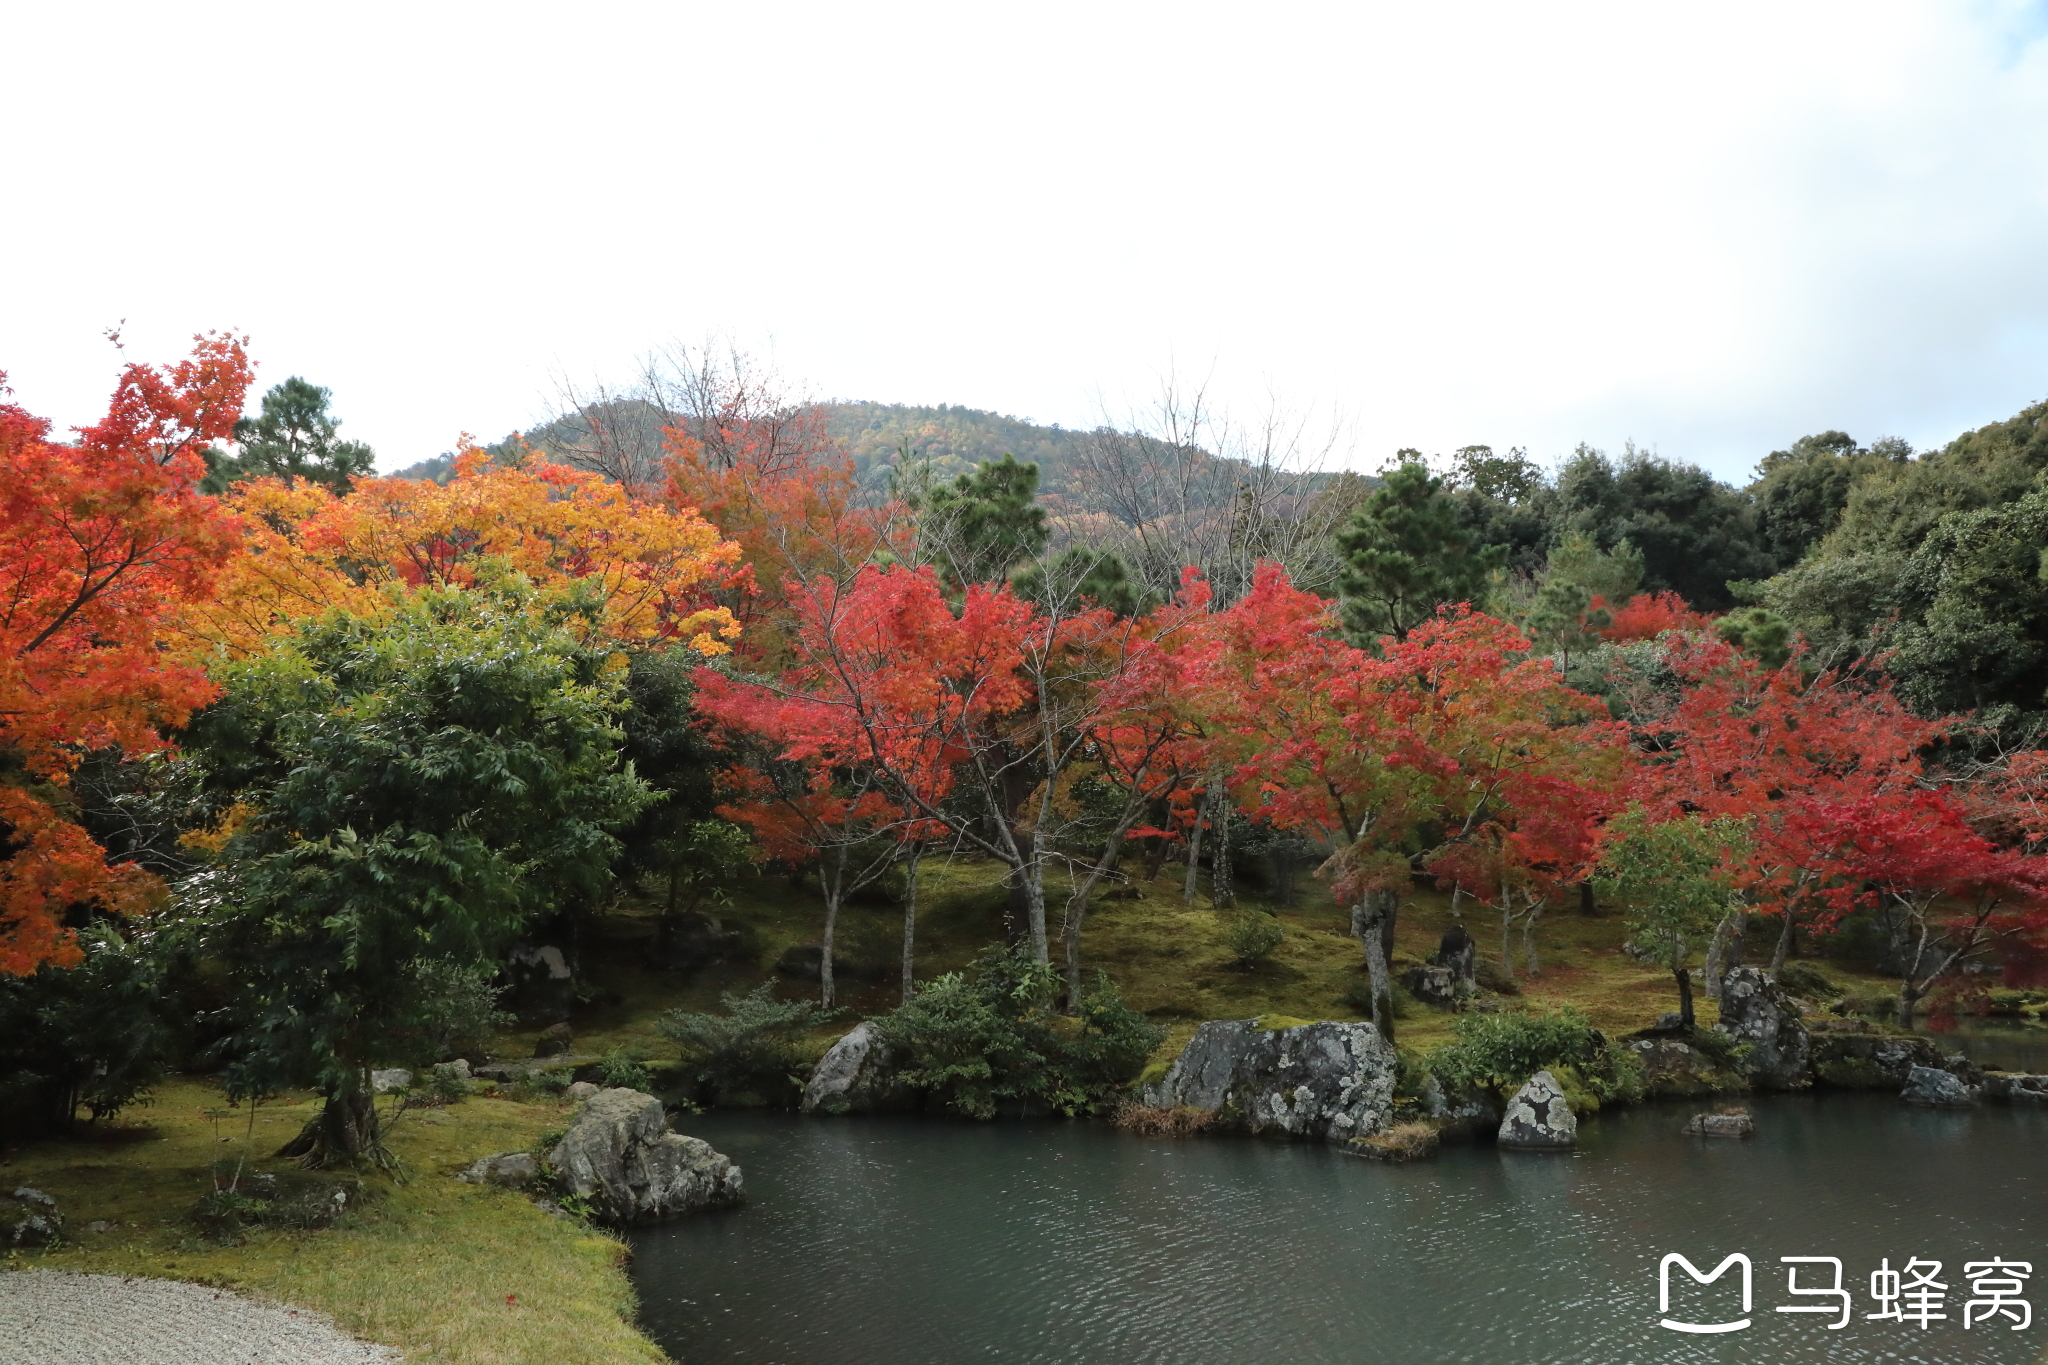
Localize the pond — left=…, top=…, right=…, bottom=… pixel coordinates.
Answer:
left=631, top=1095, right=2048, bottom=1365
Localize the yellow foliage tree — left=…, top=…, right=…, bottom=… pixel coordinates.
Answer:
left=180, top=442, right=744, bottom=657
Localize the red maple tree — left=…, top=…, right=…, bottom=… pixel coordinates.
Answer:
left=0, top=334, right=252, bottom=973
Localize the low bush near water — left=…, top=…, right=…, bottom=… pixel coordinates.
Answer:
left=1429, top=1006, right=1643, bottom=1104
left=660, top=984, right=838, bottom=1106
left=876, top=948, right=1163, bottom=1120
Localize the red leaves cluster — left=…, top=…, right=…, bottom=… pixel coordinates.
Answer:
left=0, top=335, right=252, bottom=972
left=1595, top=590, right=1715, bottom=642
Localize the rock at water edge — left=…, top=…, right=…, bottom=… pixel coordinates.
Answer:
left=1716, top=967, right=1812, bottom=1090
left=1900, top=1065, right=1978, bottom=1108
left=1983, top=1072, right=2048, bottom=1102
left=1497, top=1070, right=1577, bottom=1150
left=1139, top=1019, right=1399, bottom=1146
left=800, top=1021, right=914, bottom=1116
left=549, top=1088, right=744, bottom=1223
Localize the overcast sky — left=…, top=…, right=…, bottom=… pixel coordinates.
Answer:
left=7, top=2, right=2048, bottom=481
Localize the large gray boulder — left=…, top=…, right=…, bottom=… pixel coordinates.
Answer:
left=1808, top=1024, right=1977, bottom=1089
left=549, top=1088, right=744, bottom=1223
left=1900, top=1065, right=1979, bottom=1108
left=1626, top=1036, right=1734, bottom=1097
left=1983, top=1072, right=2048, bottom=1102
left=1716, top=967, right=1812, bottom=1089
left=800, top=1022, right=915, bottom=1116
left=1139, top=1019, right=1399, bottom=1145
left=1497, top=1070, right=1577, bottom=1150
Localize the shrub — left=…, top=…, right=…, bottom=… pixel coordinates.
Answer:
left=594, top=1049, right=655, bottom=1094
left=1430, top=1006, right=1643, bottom=1104
left=1224, top=913, right=1284, bottom=967
left=659, top=984, right=838, bottom=1106
left=876, top=948, right=1163, bottom=1120
left=0, top=925, right=176, bottom=1139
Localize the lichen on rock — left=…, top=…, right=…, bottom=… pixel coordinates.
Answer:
left=1138, top=1018, right=1399, bottom=1145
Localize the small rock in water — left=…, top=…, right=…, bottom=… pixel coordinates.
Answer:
left=1683, top=1109, right=1755, bottom=1137
left=1497, top=1070, right=1576, bottom=1150
left=534, top=1022, right=575, bottom=1057
left=1900, top=1065, right=1978, bottom=1108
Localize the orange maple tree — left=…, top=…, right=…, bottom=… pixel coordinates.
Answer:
left=179, top=440, right=744, bottom=658
left=0, top=334, right=252, bottom=973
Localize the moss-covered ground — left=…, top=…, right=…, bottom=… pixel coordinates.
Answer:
left=3, top=853, right=1920, bottom=1363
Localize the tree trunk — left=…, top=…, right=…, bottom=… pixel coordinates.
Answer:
left=820, top=847, right=846, bottom=1008
left=1578, top=880, right=1596, bottom=916
left=1674, top=967, right=1695, bottom=1030
left=1521, top=906, right=1542, bottom=976
left=1769, top=908, right=1796, bottom=976
left=1354, top=889, right=1399, bottom=1044
left=1499, top=881, right=1515, bottom=979
left=1702, top=912, right=1740, bottom=999
left=1208, top=776, right=1234, bottom=909
left=1024, top=830, right=1050, bottom=964
left=277, top=1075, right=377, bottom=1169
left=1896, top=983, right=1922, bottom=1030
left=1182, top=788, right=1207, bottom=905
left=1271, top=841, right=1295, bottom=906
left=900, top=844, right=923, bottom=1005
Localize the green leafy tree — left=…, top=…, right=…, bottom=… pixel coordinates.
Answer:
left=1594, top=810, right=1750, bottom=1028
left=202, top=376, right=375, bottom=494
left=1748, top=431, right=1907, bottom=570
left=1337, top=459, right=1506, bottom=643
left=192, top=585, right=652, bottom=1166
left=1546, top=444, right=1771, bottom=610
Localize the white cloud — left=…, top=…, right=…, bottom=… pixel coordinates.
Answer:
left=4, top=0, right=2046, bottom=481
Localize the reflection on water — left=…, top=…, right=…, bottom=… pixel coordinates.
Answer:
left=1916, top=1021, right=2048, bottom=1075
left=631, top=1095, right=2048, bottom=1365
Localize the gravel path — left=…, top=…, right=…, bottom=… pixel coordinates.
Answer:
left=0, top=1271, right=399, bottom=1365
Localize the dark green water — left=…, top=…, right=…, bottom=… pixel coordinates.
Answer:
left=631, top=1096, right=2048, bottom=1364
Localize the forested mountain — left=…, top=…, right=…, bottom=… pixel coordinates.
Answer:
left=397, top=400, right=1201, bottom=504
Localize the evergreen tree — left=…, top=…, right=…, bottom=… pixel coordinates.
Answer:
left=1336, top=459, right=1505, bottom=643
left=203, top=376, right=375, bottom=494
left=915, top=454, right=1049, bottom=588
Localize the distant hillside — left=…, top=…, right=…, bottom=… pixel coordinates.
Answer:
left=391, top=400, right=1260, bottom=509
left=821, top=401, right=1094, bottom=497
